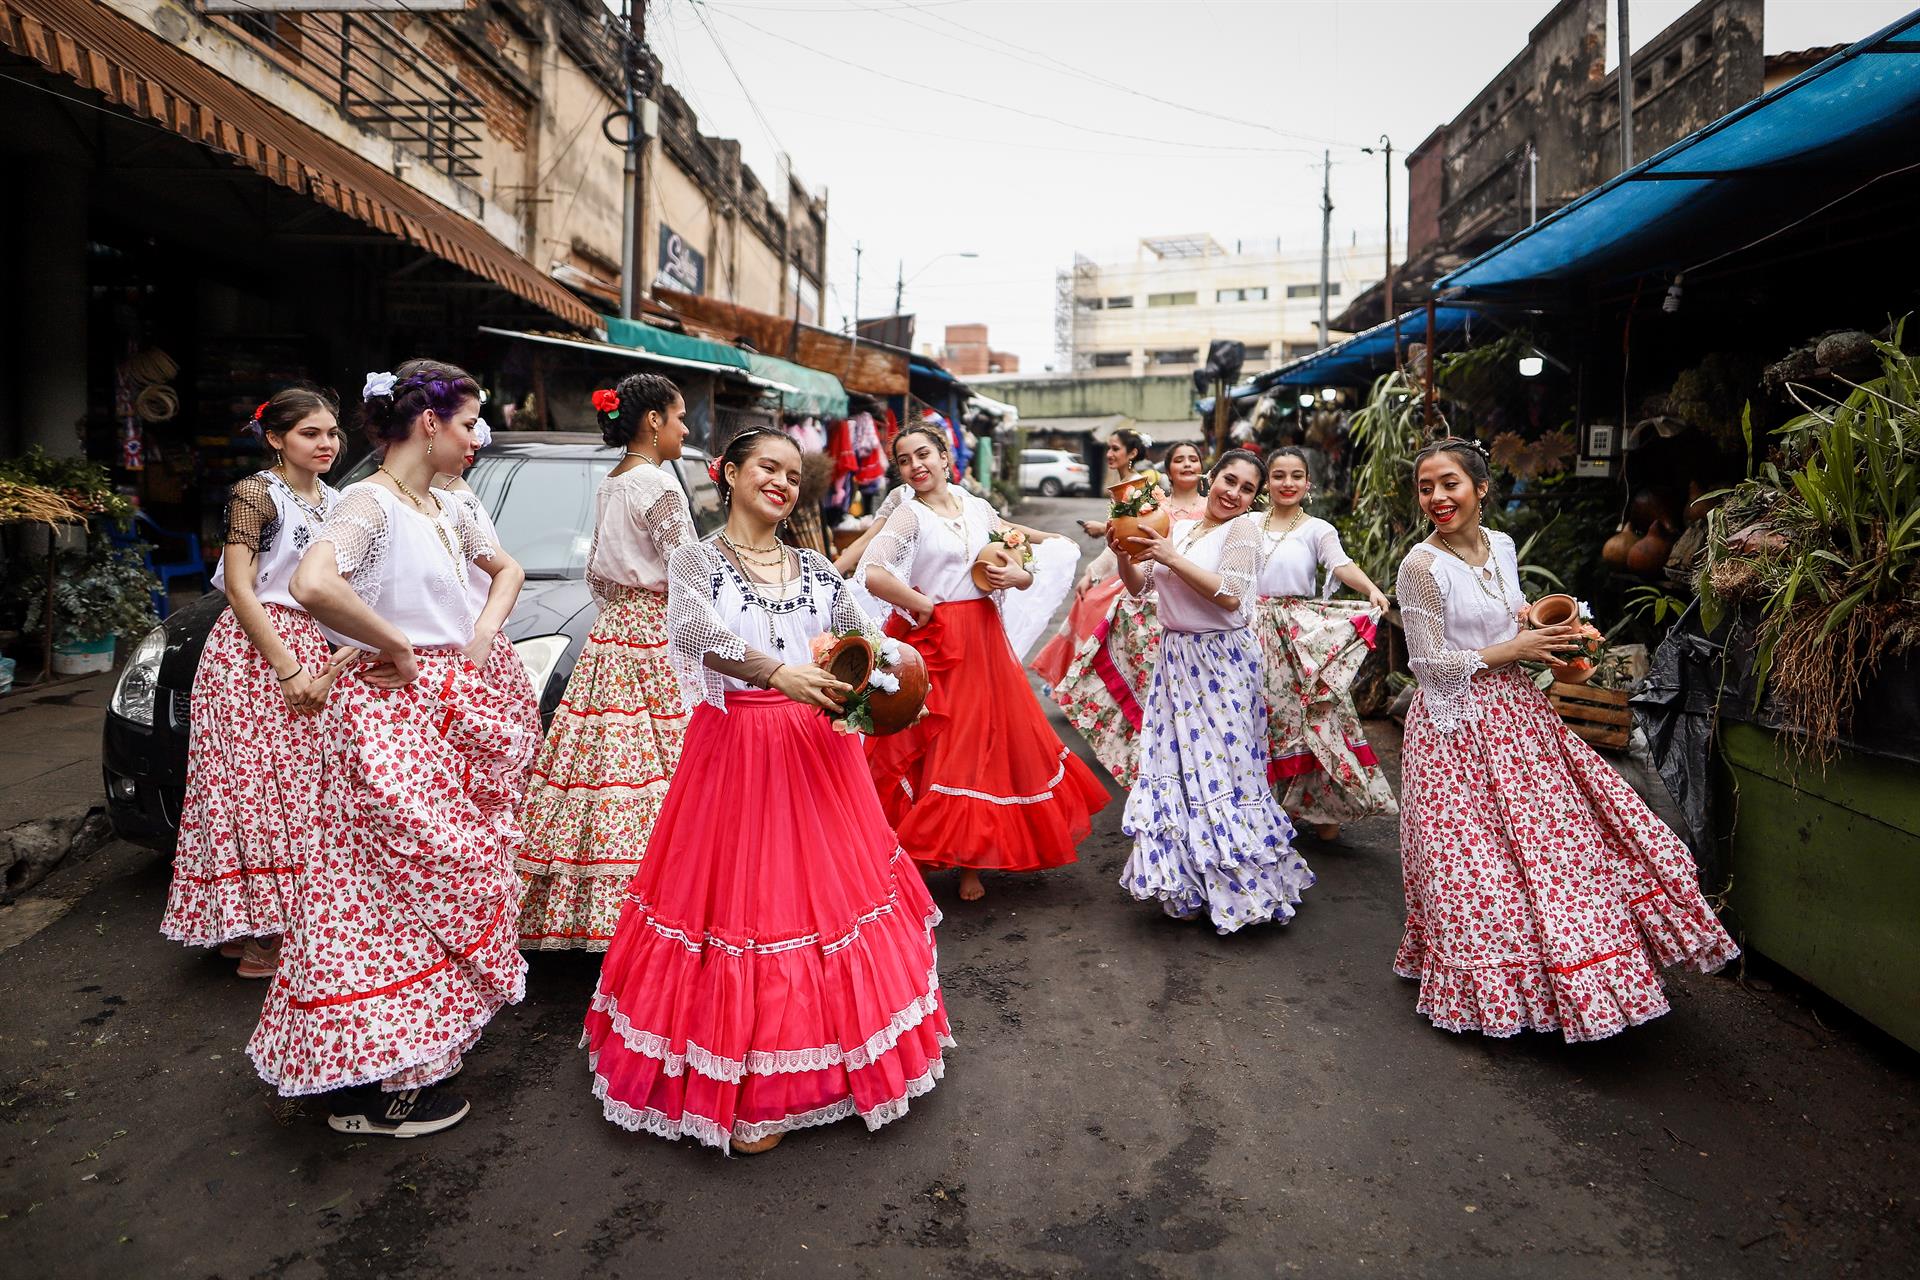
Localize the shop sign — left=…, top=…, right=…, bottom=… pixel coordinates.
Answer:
left=656, top=226, right=706, bottom=296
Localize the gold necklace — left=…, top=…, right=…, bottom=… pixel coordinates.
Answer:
left=379, top=466, right=459, bottom=563
left=1264, top=508, right=1306, bottom=539
left=1177, top=517, right=1225, bottom=556
left=720, top=531, right=786, bottom=568
left=272, top=468, right=327, bottom=529
left=1434, top=526, right=1505, bottom=603
left=623, top=451, right=660, bottom=465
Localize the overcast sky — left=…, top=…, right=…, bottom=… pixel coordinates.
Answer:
left=648, top=0, right=1916, bottom=370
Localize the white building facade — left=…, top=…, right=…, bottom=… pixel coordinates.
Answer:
left=1060, top=235, right=1383, bottom=379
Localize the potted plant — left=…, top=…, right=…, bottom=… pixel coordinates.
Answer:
left=1687, top=319, right=1920, bottom=1052
left=18, top=535, right=160, bottom=673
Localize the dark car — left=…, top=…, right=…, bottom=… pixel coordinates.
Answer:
left=102, top=433, right=722, bottom=852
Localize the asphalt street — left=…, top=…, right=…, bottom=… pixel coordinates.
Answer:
left=1, top=495, right=1915, bottom=1279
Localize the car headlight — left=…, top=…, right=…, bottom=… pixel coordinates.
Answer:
left=110, top=625, right=168, bottom=726
left=514, top=634, right=571, bottom=700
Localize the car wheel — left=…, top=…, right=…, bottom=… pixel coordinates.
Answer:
left=1039, top=477, right=1063, bottom=497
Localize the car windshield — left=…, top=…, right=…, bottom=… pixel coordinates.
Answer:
left=466, top=456, right=613, bottom=578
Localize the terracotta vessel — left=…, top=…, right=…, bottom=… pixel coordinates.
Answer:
left=822, top=634, right=873, bottom=690
left=1528, top=593, right=1580, bottom=627
left=1602, top=523, right=1637, bottom=568
left=1108, top=507, right=1172, bottom=561
left=1627, top=522, right=1676, bottom=576
left=863, top=640, right=931, bottom=736
left=971, top=543, right=1018, bottom=592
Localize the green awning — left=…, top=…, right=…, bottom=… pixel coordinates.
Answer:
left=744, top=353, right=849, bottom=418
left=602, top=315, right=751, bottom=371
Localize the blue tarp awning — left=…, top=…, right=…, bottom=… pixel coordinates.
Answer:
left=1437, top=11, right=1920, bottom=302
left=1254, top=305, right=1479, bottom=394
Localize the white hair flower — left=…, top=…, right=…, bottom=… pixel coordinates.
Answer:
left=473, top=417, right=493, bottom=449
left=362, top=370, right=398, bottom=399
left=877, top=637, right=903, bottom=666
left=869, top=668, right=900, bottom=694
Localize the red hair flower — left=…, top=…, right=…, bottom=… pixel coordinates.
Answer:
left=591, top=388, right=621, bottom=415
left=706, top=458, right=722, bottom=482
left=252, top=402, right=269, bottom=422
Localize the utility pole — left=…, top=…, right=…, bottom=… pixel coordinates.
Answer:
left=1317, top=150, right=1333, bottom=349
left=1380, top=137, right=1393, bottom=323
left=893, top=259, right=904, bottom=315
left=617, top=0, right=650, bottom=320
left=1617, top=0, right=1635, bottom=171
left=1528, top=141, right=1539, bottom=225
left=851, top=240, right=862, bottom=351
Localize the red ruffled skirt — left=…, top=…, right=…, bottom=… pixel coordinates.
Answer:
left=248, top=651, right=537, bottom=1095
left=869, top=597, right=1108, bottom=872
left=1029, top=574, right=1125, bottom=688
left=163, top=604, right=333, bottom=947
left=585, top=690, right=951, bottom=1150
left=1396, top=666, right=1739, bottom=1043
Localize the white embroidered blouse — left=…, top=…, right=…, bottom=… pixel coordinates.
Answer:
left=1139, top=514, right=1263, bottom=634
left=665, top=539, right=874, bottom=712
left=1394, top=530, right=1525, bottom=735
left=855, top=488, right=1001, bottom=618
left=210, top=470, right=341, bottom=610
left=313, top=481, right=495, bottom=650
left=435, top=485, right=503, bottom=617
left=584, top=463, right=697, bottom=602
left=1255, top=514, right=1352, bottom=599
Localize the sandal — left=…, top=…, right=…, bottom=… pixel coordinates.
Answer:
left=236, top=937, right=281, bottom=979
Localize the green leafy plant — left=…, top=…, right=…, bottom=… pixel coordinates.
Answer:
left=1622, top=584, right=1690, bottom=630
left=19, top=535, right=160, bottom=646
left=1697, top=318, right=1920, bottom=755
left=1338, top=368, right=1428, bottom=587
left=0, top=448, right=134, bottom=527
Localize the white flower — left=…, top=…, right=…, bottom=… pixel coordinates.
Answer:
left=473, top=417, right=493, bottom=449
left=478, top=387, right=489, bottom=404
left=362, top=370, right=398, bottom=399
left=1576, top=599, right=1593, bottom=621
left=869, top=669, right=900, bottom=694
left=878, top=637, right=903, bottom=666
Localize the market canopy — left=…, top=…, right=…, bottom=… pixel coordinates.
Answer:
left=1219, top=304, right=1481, bottom=403
left=602, top=315, right=751, bottom=372
left=744, top=353, right=848, bottom=419
left=1436, top=11, right=1920, bottom=304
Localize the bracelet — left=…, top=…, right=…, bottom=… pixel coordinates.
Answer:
left=276, top=666, right=302, bottom=683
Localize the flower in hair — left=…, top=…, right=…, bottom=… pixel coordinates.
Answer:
left=246, top=401, right=269, bottom=437
left=591, top=388, right=621, bottom=418
left=707, top=458, right=723, bottom=482
left=362, top=370, right=398, bottom=400
left=473, top=417, right=493, bottom=450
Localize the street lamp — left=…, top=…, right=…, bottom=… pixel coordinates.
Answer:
left=894, top=251, right=980, bottom=314
left=1297, top=393, right=1315, bottom=409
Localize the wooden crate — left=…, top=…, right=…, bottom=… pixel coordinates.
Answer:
left=1549, top=681, right=1631, bottom=750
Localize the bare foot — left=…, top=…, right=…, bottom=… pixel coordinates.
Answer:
left=730, top=1132, right=783, bottom=1155
left=1314, top=823, right=1341, bottom=842
left=958, top=869, right=986, bottom=901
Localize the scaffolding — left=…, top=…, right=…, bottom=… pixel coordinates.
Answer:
left=1052, top=253, right=1098, bottom=373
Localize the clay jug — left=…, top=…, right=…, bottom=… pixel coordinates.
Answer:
left=1627, top=522, right=1675, bottom=576
left=970, top=543, right=1018, bottom=593
left=1108, top=506, right=1172, bottom=562
left=1528, top=593, right=1580, bottom=628
left=1602, top=524, right=1636, bottom=568
left=823, top=634, right=873, bottom=690
left=863, top=640, right=931, bottom=736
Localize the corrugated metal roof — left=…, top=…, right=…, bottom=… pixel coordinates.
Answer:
left=0, top=0, right=601, bottom=331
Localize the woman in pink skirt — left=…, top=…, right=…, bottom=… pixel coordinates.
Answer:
left=1395, top=437, right=1738, bottom=1042
left=249, top=359, right=536, bottom=1138
left=585, top=428, right=951, bottom=1155
left=516, top=374, right=696, bottom=950
left=162, top=388, right=347, bottom=979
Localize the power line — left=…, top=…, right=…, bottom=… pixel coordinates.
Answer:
left=694, top=0, right=1327, bottom=157
left=686, top=0, right=789, bottom=161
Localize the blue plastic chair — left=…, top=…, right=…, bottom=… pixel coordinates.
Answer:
left=119, top=511, right=207, bottom=618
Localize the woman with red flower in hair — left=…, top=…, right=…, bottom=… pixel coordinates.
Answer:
left=515, top=374, right=698, bottom=951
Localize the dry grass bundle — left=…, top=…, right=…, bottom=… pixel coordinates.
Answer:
left=0, top=479, right=88, bottom=526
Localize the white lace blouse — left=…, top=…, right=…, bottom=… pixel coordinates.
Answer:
left=313, top=481, right=494, bottom=650
left=436, top=486, right=502, bottom=617
left=1143, top=515, right=1263, bottom=634
left=585, top=463, right=696, bottom=602
left=855, top=488, right=1000, bottom=617
left=666, top=539, right=874, bottom=711
left=1256, top=515, right=1352, bottom=599
left=210, top=471, right=341, bottom=610
left=1395, top=530, right=1525, bottom=735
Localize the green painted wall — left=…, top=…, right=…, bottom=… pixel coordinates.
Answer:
left=979, top=375, right=1199, bottom=423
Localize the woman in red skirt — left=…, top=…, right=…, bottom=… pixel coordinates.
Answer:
left=585, top=428, right=951, bottom=1155
left=249, top=359, right=536, bottom=1138
left=1395, top=438, right=1738, bottom=1041
left=516, top=374, right=697, bottom=950
left=162, top=388, right=347, bottom=979
left=859, top=425, right=1108, bottom=902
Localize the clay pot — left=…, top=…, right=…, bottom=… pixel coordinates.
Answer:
left=971, top=543, right=1018, bottom=593
left=1684, top=481, right=1715, bottom=525
left=1108, top=506, right=1172, bottom=562
left=1627, top=522, right=1675, bottom=576
left=1626, top=488, right=1667, bottom=530
left=862, top=640, right=931, bottom=736
left=1528, top=593, right=1580, bottom=628
left=1602, top=523, right=1637, bottom=568
left=822, top=634, right=873, bottom=690
left=1547, top=657, right=1598, bottom=686
left=1107, top=474, right=1150, bottom=504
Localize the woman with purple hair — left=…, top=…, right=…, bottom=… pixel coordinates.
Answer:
left=249, top=358, right=537, bottom=1138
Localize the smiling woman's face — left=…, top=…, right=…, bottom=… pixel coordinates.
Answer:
left=1416, top=452, right=1486, bottom=532
left=727, top=436, right=804, bottom=526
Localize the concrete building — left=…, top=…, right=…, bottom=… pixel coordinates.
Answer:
left=1056, top=235, right=1381, bottom=380
left=941, top=325, right=1020, bottom=377
left=0, top=0, right=827, bottom=543
left=1338, top=0, right=1832, bottom=331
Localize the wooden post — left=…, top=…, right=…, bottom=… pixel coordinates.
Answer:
left=35, top=535, right=57, bottom=685
left=1422, top=298, right=1437, bottom=433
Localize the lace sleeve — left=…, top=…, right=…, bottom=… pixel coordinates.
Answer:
left=1314, top=521, right=1353, bottom=573
left=666, top=542, right=750, bottom=712
left=808, top=549, right=877, bottom=637
left=449, top=491, right=498, bottom=563
left=317, top=486, right=388, bottom=601
left=854, top=498, right=919, bottom=619
left=1215, top=516, right=1260, bottom=610
left=872, top=483, right=908, bottom=523
left=1396, top=549, right=1486, bottom=735
left=223, top=475, right=279, bottom=558
left=639, top=472, right=697, bottom=560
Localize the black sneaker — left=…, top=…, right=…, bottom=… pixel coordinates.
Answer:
left=326, top=1086, right=470, bottom=1138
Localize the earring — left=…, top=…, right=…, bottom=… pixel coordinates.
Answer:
left=273, top=448, right=283, bottom=467
left=426, top=432, right=435, bottom=458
